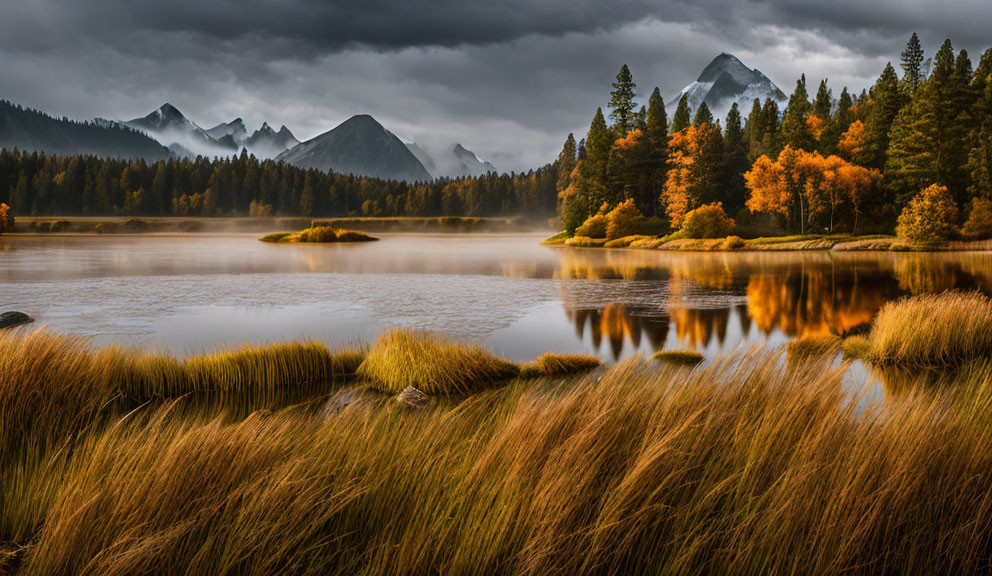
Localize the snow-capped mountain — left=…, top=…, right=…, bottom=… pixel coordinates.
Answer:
left=405, top=141, right=496, bottom=179
left=668, top=53, right=787, bottom=121
left=125, top=103, right=236, bottom=159
left=276, top=115, right=431, bottom=182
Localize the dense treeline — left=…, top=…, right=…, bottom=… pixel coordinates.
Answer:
left=558, top=34, right=992, bottom=241
left=0, top=148, right=557, bottom=218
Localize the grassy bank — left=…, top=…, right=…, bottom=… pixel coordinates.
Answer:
left=547, top=231, right=992, bottom=252
left=2, top=325, right=992, bottom=573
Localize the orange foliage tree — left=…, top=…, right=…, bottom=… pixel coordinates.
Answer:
left=837, top=120, right=866, bottom=164
left=745, top=146, right=882, bottom=233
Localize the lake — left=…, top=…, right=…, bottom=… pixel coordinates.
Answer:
left=2, top=233, right=991, bottom=365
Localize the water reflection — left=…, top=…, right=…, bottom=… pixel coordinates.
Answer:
left=2, top=234, right=990, bottom=372
left=553, top=250, right=992, bottom=362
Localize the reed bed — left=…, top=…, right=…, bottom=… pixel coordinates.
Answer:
left=357, top=329, right=519, bottom=395
left=868, top=291, right=992, bottom=367
left=519, top=353, right=601, bottom=378
left=6, top=353, right=992, bottom=574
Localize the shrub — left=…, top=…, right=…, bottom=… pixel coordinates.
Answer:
left=0, top=203, right=13, bottom=233
left=721, top=235, right=746, bottom=250
left=652, top=349, right=704, bottom=366
left=520, top=353, right=600, bottom=378
left=575, top=213, right=608, bottom=239
left=868, top=291, right=992, bottom=367
left=681, top=202, right=735, bottom=239
left=604, top=235, right=652, bottom=248
left=297, top=226, right=338, bottom=243
left=357, top=329, right=519, bottom=395
left=895, top=184, right=959, bottom=243
left=961, top=197, right=992, bottom=240
left=605, top=199, right=645, bottom=240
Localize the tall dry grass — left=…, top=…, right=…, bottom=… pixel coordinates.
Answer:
left=357, top=329, right=519, bottom=395
left=868, top=291, right=992, bottom=367
left=4, top=347, right=992, bottom=574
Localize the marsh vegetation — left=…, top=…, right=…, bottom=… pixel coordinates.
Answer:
left=2, top=299, right=992, bottom=574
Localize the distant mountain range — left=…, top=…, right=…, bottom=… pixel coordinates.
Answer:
left=668, top=53, right=787, bottom=121
left=0, top=100, right=170, bottom=161
left=406, top=142, right=496, bottom=179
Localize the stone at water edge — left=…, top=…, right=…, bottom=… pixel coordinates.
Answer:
left=396, top=386, right=430, bottom=408
left=0, top=312, right=33, bottom=330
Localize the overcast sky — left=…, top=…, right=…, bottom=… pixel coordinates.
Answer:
left=1, top=0, right=989, bottom=171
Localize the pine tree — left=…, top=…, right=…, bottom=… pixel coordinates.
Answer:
left=743, top=98, right=766, bottom=162
left=723, top=102, right=750, bottom=214
left=862, top=63, right=905, bottom=170
left=644, top=87, right=669, bottom=216
left=781, top=75, right=815, bottom=151
left=900, top=33, right=926, bottom=93
left=759, top=99, right=783, bottom=159
left=887, top=40, right=975, bottom=205
left=967, top=79, right=992, bottom=200
left=580, top=108, right=612, bottom=211
left=812, top=79, right=835, bottom=153
left=608, top=64, right=637, bottom=138
left=556, top=133, right=577, bottom=194
left=670, top=94, right=692, bottom=133
left=693, top=101, right=714, bottom=126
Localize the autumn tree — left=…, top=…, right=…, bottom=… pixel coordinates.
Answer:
left=837, top=120, right=866, bottom=164
left=662, top=123, right=725, bottom=227
left=0, top=203, right=13, bottom=233
left=895, top=183, right=959, bottom=242
left=609, top=64, right=638, bottom=138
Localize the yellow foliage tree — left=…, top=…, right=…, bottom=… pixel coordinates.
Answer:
left=837, top=120, right=866, bottom=164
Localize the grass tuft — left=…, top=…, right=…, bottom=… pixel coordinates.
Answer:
left=867, top=291, right=992, bottom=368
left=357, top=329, right=519, bottom=395
left=519, top=353, right=600, bottom=378
left=787, top=335, right=841, bottom=359
left=652, top=349, right=704, bottom=366
left=842, top=336, right=872, bottom=360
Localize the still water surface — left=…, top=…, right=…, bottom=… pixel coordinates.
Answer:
left=2, top=233, right=991, bottom=365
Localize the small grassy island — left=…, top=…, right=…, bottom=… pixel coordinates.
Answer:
left=260, top=225, right=379, bottom=244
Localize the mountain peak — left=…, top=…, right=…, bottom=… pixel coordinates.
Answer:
left=156, top=103, right=183, bottom=119
left=669, top=53, right=787, bottom=121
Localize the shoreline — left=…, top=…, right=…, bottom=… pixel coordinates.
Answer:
left=543, top=233, right=992, bottom=253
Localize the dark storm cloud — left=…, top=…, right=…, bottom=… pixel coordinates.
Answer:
left=0, top=0, right=989, bottom=171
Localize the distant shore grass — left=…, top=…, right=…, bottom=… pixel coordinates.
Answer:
left=867, top=291, right=992, bottom=368
left=652, top=349, right=705, bottom=366
left=786, top=335, right=841, bottom=360
left=357, top=329, right=519, bottom=395
left=260, top=225, right=378, bottom=244
left=4, top=338, right=992, bottom=574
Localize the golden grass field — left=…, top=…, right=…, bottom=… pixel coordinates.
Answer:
left=2, top=293, right=992, bottom=574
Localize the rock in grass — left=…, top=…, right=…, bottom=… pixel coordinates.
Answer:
left=652, top=349, right=704, bottom=366
left=396, top=386, right=430, bottom=409
left=0, top=312, right=33, bottom=330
